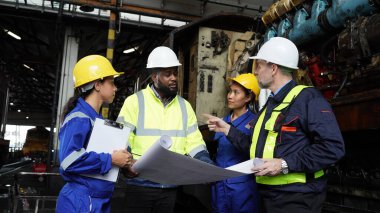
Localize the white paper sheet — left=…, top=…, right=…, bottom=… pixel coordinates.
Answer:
left=225, top=159, right=254, bottom=174
left=83, top=118, right=131, bottom=182
left=132, top=135, right=254, bottom=185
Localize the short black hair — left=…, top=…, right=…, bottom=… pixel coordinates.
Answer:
left=147, top=68, right=160, bottom=75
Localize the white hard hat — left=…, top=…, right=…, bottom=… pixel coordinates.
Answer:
left=146, top=46, right=182, bottom=68
left=249, top=37, right=299, bottom=70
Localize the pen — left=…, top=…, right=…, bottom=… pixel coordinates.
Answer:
left=131, top=152, right=141, bottom=156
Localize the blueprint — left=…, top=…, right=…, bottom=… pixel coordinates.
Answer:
left=132, top=135, right=255, bottom=185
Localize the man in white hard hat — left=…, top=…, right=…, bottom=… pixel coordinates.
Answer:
left=205, top=37, right=345, bottom=212
left=118, top=46, right=213, bottom=213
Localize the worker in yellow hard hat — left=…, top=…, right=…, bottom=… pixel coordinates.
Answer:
left=56, top=55, right=133, bottom=213
left=211, top=73, right=260, bottom=213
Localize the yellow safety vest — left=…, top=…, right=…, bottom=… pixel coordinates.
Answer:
left=250, top=85, right=324, bottom=185
left=118, top=86, right=207, bottom=159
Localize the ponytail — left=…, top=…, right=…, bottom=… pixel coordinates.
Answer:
left=60, top=88, right=93, bottom=122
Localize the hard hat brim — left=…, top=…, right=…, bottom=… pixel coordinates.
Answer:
left=248, top=56, right=298, bottom=70
left=146, top=62, right=182, bottom=69
left=113, top=72, right=124, bottom=77
left=74, top=71, right=124, bottom=88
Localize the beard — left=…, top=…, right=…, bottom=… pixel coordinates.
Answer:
left=258, top=77, right=273, bottom=89
left=155, top=79, right=178, bottom=97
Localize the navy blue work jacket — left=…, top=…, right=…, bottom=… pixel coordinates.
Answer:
left=227, top=80, right=345, bottom=196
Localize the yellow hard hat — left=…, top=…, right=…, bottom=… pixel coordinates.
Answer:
left=229, top=73, right=260, bottom=100
left=73, top=55, right=123, bottom=88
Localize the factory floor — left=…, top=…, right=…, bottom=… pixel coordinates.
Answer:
left=0, top=162, right=211, bottom=213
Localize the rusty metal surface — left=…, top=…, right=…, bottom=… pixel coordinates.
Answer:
left=261, top=0, right=306, bottom=26
left=332, top=89, right=380, bottom=131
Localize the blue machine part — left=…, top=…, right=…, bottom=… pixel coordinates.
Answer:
left=325, top=0, right=375, bottom=28
left=263, top=0, right=377, bottom=45
left=278, top=18, right=292, bottom=37
left=263, top=26, right=277, bottom=42
left=288, top=0, right=328, bottom=44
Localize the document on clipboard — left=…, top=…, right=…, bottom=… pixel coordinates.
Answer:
left=82, top=118, right=131, bottom=182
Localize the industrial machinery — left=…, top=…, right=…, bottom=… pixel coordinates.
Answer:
left=22, top=126, right=50, bottom=173
left=259, top=1, right=380, bottom=212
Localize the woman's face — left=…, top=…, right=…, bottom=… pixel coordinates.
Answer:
left=98, top=77, right=117, bottom=104
left=227, top=82, right=251, bottom=110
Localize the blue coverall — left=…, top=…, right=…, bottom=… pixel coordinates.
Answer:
left=56, top=97, right=114, bottom=213
left=211, top=110, right=260, bottom=213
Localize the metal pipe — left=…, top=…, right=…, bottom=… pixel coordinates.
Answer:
left=0, top=162, right=32, bottom=177
left=288, top=0, right=328, bottom=44
left=321, top=0, right=376, bottom=30
left=55, top=0, right=200, bottom=22
left=332, top=71, right=348, bottom=99
left=263, top=0, right=378, bottom=45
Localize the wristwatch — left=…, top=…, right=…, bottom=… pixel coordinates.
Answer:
left=281, top=159, right=289, bottom=174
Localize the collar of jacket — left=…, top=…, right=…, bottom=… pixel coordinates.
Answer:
left=147, top=84, right=177, bottom=107
left=77, top=97, right=102, bottom=120
left=271, top=80, right=297, bottom=104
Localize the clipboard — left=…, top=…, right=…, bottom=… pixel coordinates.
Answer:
left=83, top=118, right=131, bottom=182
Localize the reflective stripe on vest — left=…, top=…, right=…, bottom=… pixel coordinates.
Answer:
left=250, top=85, right=324, bottom=185
left=116, top=116, right=136, bottom=132
left=60, top=112, right=94, bottom=170
left=135, top=91, right=188, bottom=137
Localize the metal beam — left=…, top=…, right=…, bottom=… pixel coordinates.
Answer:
left=7, top=111, right=52, bottom=126
left=59, top=0, right=201, bottom=22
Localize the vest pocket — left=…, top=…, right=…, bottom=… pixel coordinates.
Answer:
left=278, top=115, right=300, bottom=144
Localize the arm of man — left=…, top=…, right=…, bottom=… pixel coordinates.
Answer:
left=117, top=95, right=139, bottom=177
left=185, top=104, right=214, bottom=165
left=284, top=93, right=345, bottom=173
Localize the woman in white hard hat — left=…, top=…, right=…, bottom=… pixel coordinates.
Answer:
left=211, top=73, right=260, bottom=213
left=56, top=55, right=133, bottom=213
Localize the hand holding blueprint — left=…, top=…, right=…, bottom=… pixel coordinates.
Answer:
left=131, top=135, right=256, bottom=185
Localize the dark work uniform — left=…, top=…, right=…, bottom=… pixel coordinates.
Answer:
left=227, top=80, right=345, bottom=213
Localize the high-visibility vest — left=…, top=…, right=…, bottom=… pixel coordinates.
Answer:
left=118, top=86, right=207, bottom=159
left=250, top=85, right=324, bottom=185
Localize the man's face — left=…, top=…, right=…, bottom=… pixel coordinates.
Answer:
left=254, top=59, right=274, bottom=89
left=152, top=67, right=178, bottom=96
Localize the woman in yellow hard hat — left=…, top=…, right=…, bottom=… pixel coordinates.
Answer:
left=211, top=73, right=260, bottom=213
left=56, top=55, right=133, bottom=213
